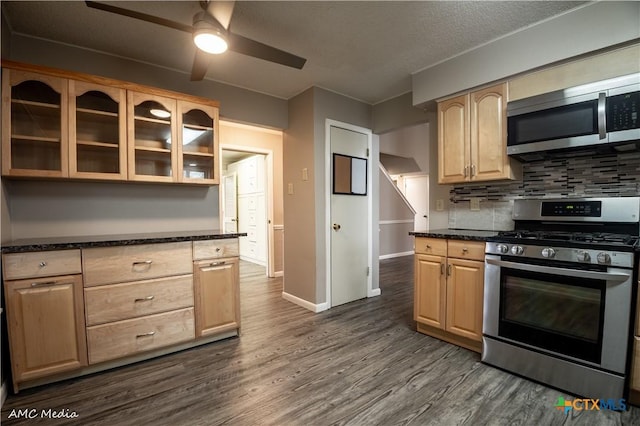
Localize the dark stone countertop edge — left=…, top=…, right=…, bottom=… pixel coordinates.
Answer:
left=1, top=231, right=248, bottom=254
left=409, top=229, right=499, bottom=241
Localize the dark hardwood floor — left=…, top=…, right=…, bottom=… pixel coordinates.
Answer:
left=2, top=257, right=640, bottom=425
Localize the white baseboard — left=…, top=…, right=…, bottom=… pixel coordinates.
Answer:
left=282, top=292, right=328, bottom=313
left=368, top=288, right=381, bottom=297
left=379, top=251, right=414, bottom=260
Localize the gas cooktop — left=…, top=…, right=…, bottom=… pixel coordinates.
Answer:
left=492, top=230, right=639, bottom=250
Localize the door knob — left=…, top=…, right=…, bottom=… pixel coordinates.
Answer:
left=332, top=223, right=341, bottom=231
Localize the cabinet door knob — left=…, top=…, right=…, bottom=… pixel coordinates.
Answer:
left=462, top=247, right=469, bottom=253
left=39, top=261, right=47, bottom=268
left=426, top=244, right=432, bottom=249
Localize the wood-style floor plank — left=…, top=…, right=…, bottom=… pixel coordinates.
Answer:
left=2, top=257, right=639, bottom=425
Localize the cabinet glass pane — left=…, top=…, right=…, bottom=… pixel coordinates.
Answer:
left=133, top=100, right=172, bottom=177
left=76, top=90, right=121, bottom=174
left=182, top=108, right=214, bottom=179
left=10, top=81, right=62, bottom=171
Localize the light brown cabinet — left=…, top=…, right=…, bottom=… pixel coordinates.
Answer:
left=2, top=60, right=219, bottom=185
left=69, top=80, right=127, bottom=180
left=437, top=83, right=521, bottom=184
left=194, top=256, right=240, bottom=337
left=1, top=69, right=69, bottom=177
left=414, top=237, right=485, bottom=352
left=2, top=249, right=87, bottom=392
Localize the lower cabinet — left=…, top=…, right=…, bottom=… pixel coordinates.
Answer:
left=629, top=268, right=640, bottom=405
left=194, top=257, right=240, bottom=337
left=414, top=237, right=485, bottom=352
left=1, top=237, right=241, bottom=392
left=4, top=274, right=87, bottom=389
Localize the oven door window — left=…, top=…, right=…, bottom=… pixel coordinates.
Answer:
left=499, top=267, right=605, bottom=364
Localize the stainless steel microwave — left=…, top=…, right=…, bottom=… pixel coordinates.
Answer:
left=507, top=73, right=639, bottom=160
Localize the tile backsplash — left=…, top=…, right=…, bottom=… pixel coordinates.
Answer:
left=447, top=151, right=640, bottom=230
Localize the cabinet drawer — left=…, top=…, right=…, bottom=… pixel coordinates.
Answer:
left=87, top=307, right=195, bottom=364
left=82, top=242, right=192, bottom=287
left=85, top=275, right=194, bottom=326
left=447, top=240, right=485, bottom=261
left=414, top=238, right=447, bottom=256
left=3, top=250, right=82, bottom=280
left=193, top=239, right=239, bottom=260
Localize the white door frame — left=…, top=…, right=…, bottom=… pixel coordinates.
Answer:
left=221, top=144, right=275, bottom=278
left=324, top=119, right=376, bottom=310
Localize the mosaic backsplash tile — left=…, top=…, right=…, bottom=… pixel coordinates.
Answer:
left=447, top=151, right=640, bottom=230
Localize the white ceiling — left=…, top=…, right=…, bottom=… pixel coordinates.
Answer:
left=1, top=1, right=587, bottom=104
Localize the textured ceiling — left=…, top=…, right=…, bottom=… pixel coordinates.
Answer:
left=1, top=1, right=587, bottom=104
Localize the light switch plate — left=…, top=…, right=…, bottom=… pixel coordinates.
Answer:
left=288, top=183, right=294, bottom=195
left=436, top=199, right=444, bottom=211
left=302, top=168, right=308, bottom=181
left=470, top=198, right=481, bottom=211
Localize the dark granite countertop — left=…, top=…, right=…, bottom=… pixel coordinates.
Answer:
left=1, top=230, right=247, bottom=253
left=409, top=228, right=499, bottom=241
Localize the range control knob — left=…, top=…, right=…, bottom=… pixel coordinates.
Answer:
left=597, top=252, right=611, bottom=264
left=511, top=245, right=524, bottom=255
left=497, top=244, right=509, bottom=254
left=576, top=251, right=591, bottom=262
left=541, top=248, right=556, bottom=258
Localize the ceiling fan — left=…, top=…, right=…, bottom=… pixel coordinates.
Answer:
left=85, top=1, right=307, bottom=81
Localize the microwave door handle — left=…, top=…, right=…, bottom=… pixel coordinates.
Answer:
left=598, top=92, right=606, bottom=140
left=485, top=258, right=630, bottom=282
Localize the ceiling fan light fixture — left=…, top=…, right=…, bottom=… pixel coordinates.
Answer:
left=193, top=14, right=228, bottom=54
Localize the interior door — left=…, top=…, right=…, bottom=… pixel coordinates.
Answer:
left=222, top=173, right=237, bottom=233
left=403, top=174, right=429, bottom=231
left=330, top=125, right=369, bottom=307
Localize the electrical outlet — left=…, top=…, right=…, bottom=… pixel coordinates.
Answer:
left=436, top=199, right=444, bottom=211
left=288, top=183, right=294, bottom=195
left=302, top=168, right=308, bottom=181
left=470, top=198, right=481, bottom=211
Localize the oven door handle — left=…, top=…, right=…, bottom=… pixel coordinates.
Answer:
left=485, top=258, right=631, bottom=282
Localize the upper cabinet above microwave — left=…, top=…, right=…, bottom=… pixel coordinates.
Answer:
left=437, top=83, right=522, bottom=184
left=1, top=61, right=220, bottom=185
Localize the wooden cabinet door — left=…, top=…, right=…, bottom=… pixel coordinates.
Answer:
left=414, top=254, right=446, bottom=329
left=177, top=100, right=219, bottom=184
left=437, top=93, right=469, bottom=184
left=4, top=274, right=87, bottom=388
left=69, top=80, right=127, bottom=180
left=2, top=69, right=69, bottom=178
left=127, top=91, right=177, bottom=182
left=194, top=257, right=240, bottom=337
left=470, top=83, right=509, bottom=181
left=445, top=258, right=484, bottom=341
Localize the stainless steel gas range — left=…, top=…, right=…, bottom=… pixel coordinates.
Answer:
left=482, top=197, right=640, bottom=399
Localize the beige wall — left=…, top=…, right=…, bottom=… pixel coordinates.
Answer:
left=283, top=88, right=317, bottom=303
left=220, top=121, right=284, bottom=274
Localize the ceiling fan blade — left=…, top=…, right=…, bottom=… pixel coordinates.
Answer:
left=190, top=49, right=211, bottom=81
left=227, top=33, right=307, bottom=69
left=204, top=0, right=235, bottom=30
left=85, top=1, right=193, bottom=33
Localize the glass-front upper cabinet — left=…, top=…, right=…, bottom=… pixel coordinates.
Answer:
left=177, top=100, right=219, bottom=184
left=1, top=70, right=69, bottom=177
left=127, top=91, right=177, bottom=182
left=69, top=81, right=127, bottom=180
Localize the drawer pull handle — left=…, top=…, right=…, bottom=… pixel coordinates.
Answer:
left=133, top=260, right=153, bottom=266
left=136, top=331, right=156, bottom=338
left=31, top=281, right=57, bottom=287
left=216, top=247, right=221, bottom=252
left=447, top=264, right=452, bottom=276
left=440, top=263, right=444, bottom=275
left=134, top=296, right=155, bottom=302
left=426, top=245, right=431, bottom=249
left=210, top=261, right=226, bottom=267
left=39, top=261, right=47, bottom=268
left=462, top=248, right=469, bottom=253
